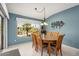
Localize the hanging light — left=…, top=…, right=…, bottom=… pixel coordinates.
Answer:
left=41, top=18, right=48, bottom=25
left=35, top=7, right=48, bottom=25
left=42, top=8, right=48, bottom=25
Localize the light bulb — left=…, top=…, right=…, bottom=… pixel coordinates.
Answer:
left=41, top=23, right=44, bottom=25
left=44, top=22, right=48, bottom=25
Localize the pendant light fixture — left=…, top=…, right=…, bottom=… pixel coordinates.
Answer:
left=35, top=7, right=48, bottom=25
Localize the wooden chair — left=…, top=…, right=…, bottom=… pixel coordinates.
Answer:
left=46, top=32, right=52, bottom=35
left=31, top=33, right=36, bottom=48
left=51, top=32, right=59, bottom=45
left=51, top=34, right=65, bottom=56
left=46, top=32, right=52, bottom=40
left=32, top=32, right=39, bottom=52
left=45, top=32, right=52, bottom=55
left=51, top=32, right=59, bottom=40
left=35, top=33, right=48, bottom=56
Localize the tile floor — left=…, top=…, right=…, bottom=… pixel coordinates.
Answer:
left=1, top=42, right=79, bottom=56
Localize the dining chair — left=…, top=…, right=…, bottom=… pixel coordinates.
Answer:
left=45, top=32, right=52, bottom=55
left=31, top=33, right=36, bottom=48
left=51, top=32, right=59, bottom=40
left=46, top=32, right=52, bottom=35
left=51, top=34, right=65, bottom=56
left=46, top=32, right=52, bottom=39
left=35, top=33, right=48, bottom=56
left=51, top=32, right=59, bottom=45
left=32, top=32, right=39, bottom=52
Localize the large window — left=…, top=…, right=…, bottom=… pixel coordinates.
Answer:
left=16, top=17, right=41, bottom=37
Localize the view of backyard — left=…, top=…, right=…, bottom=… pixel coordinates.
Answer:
left=16, top=17, right=40, bottom=37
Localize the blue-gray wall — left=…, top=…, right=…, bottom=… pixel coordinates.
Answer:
left=8, top=13, right=41, bottom=46
left=47, top=5, right=79, bottom=49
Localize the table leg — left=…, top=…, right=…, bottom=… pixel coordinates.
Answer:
left=48, top=42, right=51, bottom=56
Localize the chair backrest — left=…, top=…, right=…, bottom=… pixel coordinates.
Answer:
left=56, top=34, right=65, bottom=50
left=31, top=33, right=37, bottom=46
left=32, top=33, right=35, bottom=40
left=35, top=33, right=42, bottom=50
left=46, top=32, right=52, bottom=40
left=46, top=32, right=51, bottom=35
left=51, top=32, right=59, bottom=40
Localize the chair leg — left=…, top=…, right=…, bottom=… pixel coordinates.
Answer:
left=32, top=43, right=34, bottom=48
left=35, top=47, right=37, bottom=52
left=55, top=50, right=58, bottom=56
left=56, top=50, right=60, bottom=56
left=41, top=48, right=43, bottom=56
left=60, top=48, right=62, bottom=56
left=35, top=46, right=38, bottom=52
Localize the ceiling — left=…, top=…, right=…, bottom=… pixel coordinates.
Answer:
left=6, top=3, right=79, bottom=20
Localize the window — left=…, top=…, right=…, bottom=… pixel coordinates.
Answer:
left=16, top=17, right=41, bottom=37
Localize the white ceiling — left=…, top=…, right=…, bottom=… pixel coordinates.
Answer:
left=6, top=3, right=79, bottom=20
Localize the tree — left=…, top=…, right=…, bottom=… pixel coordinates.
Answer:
left=22, top=23, right=32, bottom=36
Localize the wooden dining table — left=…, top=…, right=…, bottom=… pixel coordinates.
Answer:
left=41, top=34, right=57, bottom=56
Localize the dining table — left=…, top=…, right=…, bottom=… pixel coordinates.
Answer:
left=41, top=34, right=57, bottom=56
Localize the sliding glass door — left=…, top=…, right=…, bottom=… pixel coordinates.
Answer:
left=0, top=16, right=3, bottom=50
left=0, top=16, right=1, bottom=49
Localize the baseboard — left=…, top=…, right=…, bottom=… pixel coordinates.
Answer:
left=62, top=44, right=79, bottom=50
